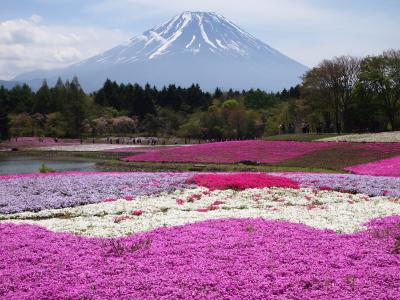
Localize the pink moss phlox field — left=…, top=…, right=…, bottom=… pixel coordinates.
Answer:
left=271, top=172, right=400, bottom=197
left=188, top=173, right=299, bottom=190
left=121, top=140, right=333, bottom=164
left=1, top=217, right=400, bottom=299
left=0, top=137, right=79, bottom=148
left=345, top=156, right=400, bottom=177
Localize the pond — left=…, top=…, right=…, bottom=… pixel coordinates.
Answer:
left=0, top=155, right=100, bottom=175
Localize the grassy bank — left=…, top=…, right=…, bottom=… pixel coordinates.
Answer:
left=263, top=134, right=339, bottom=142
left=0, top=149, right=342, bottom=174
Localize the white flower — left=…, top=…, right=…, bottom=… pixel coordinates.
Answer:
left=2, top=187, right=399, bottom=237
left=318, top=131, right=400, bottom=143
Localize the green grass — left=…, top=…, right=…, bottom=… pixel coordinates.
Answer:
left=0, top=150, right=133, bottom=161
left=1, top=150, right=339, bottom=173
left=278, top=144, right=400, bottom=170
left=96, top=160, right=341, bottom=173
left=263, top=133, right=339, bottom=142
left=4, top=138, right=400, bottom=174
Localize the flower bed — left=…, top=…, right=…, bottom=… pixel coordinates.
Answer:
left=189, top=173, right=299, bottom=190
left=2, top=186, right=399, bottom=236
left=271, top=172, right=400, bottom=197
left=318, top=131, right=400, bottom=142
left=1, top=217, right=400, bottom=299
left=121, top=140, right=334, bottom=164
left=345, top=156, right=400, bottom=177
left=0, top=172, right=193, bottom=214
left=1, top=171, right=399, bottom=298
left=278, top=142, right=400, bottom=171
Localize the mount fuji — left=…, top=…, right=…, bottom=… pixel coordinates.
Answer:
left=13, top=12, right=308, bottom=92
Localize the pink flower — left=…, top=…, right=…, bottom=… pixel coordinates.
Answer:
left=345, top=155, right=400, bottom=177
left=188, top=173, right=299, bottom=191
left=104, top=197, right=116, bottom=202
left=131, top=210, right=143, bottom=216
left=253, top=194, right=262, bottom=200
left=208, top=205, right=219, bottom=211
left=121, top=140, right=333, bottom=164
left=212, top=200, right=225, bottom=206
left=187, top=194, right=201, bottom=202
left=319, top=186, right=332, bottom=191
left=196, top=208, right=209, bottom=213
left=124, top=195, right=134, bottom=201
left=176, top=199, right=185, bottom=205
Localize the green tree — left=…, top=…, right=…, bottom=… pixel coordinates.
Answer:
left=244, top=89, right=277, bottom=109
left=64, top=77, right=87, bottom=137
left=9, top=84, right=34, bottom=113
left=179, top=116, right=202, bottom=139
left=33, top=80, right=52, bottom=114
left=0, top=86, right=10, bottom=140
left=141, top=114, right=161, bottom=136
left=358, top=50, right=400, bottom=130
left=214, top=87, right=223, bottom=99
left=302, top=56, right=361, bottom=133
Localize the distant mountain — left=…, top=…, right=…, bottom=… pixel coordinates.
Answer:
left=14, top=11, right=308, bottom=92
left=0, top=80, right=19, bottom=90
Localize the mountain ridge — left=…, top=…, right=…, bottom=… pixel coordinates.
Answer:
left=13, top=11, right=308, bottom=92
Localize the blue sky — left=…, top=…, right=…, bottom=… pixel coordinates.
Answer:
left=1, top=0, right=399, bottom=79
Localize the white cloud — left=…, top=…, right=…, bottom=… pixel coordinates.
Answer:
left=0, top=15, right=130, bottom=80
left=2, top=1, right=399, bottom=79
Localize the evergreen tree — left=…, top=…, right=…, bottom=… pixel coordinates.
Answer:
left=9, top=84, right=34, bottom=113
left=33, top=80, right=52, bottom=114
left=64, top=77, right=87, bottom=137
left=0, top=86, right=10, bottom=140
left=214, top=87, right=223, bottom=99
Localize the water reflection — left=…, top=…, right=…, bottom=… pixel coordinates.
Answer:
left=0, top=155, right=99, bottom=175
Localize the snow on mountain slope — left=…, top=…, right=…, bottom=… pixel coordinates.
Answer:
left=14, top=12, right=308, bottom=92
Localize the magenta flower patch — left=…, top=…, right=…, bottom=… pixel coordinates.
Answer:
left=1, top=218, right=400, bottom=299
left=345, top=156, right=400, bottom=177
left=121, top=140, right=333, bottom=164
left=188, top=173, right=299, bottom=190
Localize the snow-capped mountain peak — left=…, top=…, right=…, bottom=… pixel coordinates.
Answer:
left=14, top=11, right=308, bottom=92
left=85, top=11, right=277, bottom=65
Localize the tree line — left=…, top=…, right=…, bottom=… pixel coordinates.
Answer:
left=0, top=49, right=399, bottom=140
left=300, top=50, right=400, bottom=133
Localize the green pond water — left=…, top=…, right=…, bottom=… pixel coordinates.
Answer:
left=0, top=155, right=100, bottom=175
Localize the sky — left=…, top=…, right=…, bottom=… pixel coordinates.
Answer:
left=0, top=0, right=399, bottom=80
